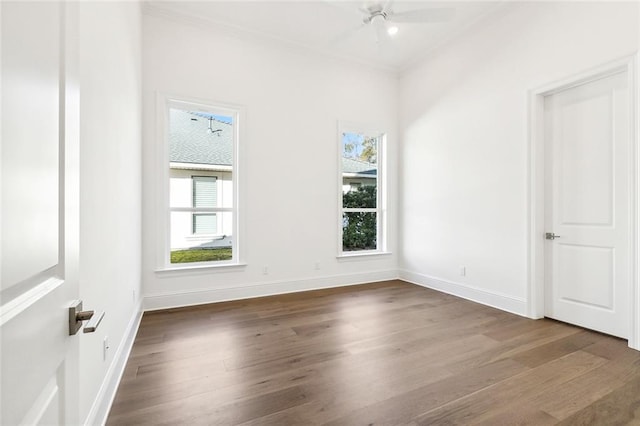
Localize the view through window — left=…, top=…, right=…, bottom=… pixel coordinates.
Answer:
left=340, top=129, right=384, bottom=253
left=168, top=106, right=237, bottom=265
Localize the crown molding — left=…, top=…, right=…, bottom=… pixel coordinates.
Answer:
left=142, top=2, right=401, bottom=77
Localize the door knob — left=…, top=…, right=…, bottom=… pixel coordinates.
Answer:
left=69, top=301, right=105, bottom=335
left=545, top=232, right=561, bottom=240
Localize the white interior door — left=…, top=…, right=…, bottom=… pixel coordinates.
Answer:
left=544, top=69, right=630, bottom=338
left=1, top=2, right=81, bottom=424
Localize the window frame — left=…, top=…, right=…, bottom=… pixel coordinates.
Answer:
left=337, top=122, right=387, bottom=257
left=157, top=95, right=244, bottom=270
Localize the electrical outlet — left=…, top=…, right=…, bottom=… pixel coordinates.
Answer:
left=460, top=266, right=466, bottom=277
left=262, top=265, right=269, bottom=275
left=103, top=336, right=110, bottom=361
left=315, top=261, right=321, bottom=270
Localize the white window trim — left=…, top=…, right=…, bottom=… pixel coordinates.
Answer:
left=155, top=93, right=245, bottom=271
left=337, top=121, right=388, bottom=257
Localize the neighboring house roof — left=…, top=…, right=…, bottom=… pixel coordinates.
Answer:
left=169, top=109, right=233, bottom=166
left=169, top=109, right=377, bottom=177
left=342, top=157, right=377, bottom=176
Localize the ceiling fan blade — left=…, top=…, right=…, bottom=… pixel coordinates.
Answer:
left=324, top=0, right=366, bottom=18
left=371, top=15, right=386, bottom=44
left=387, top=7, right=455, bottom=23
left=382, top=0, right=395, bottom=14
left=329, top=22, right=367, bottom=45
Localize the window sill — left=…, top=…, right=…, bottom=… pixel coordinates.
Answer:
left=155, top=262, right=247, bottom=274
left=337, top=251, right=392, bottom=261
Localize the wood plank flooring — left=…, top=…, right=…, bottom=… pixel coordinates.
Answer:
left=106, top=280, right=640, bottom=425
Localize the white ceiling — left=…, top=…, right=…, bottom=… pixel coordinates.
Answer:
left=145, top=1, right=506, bottom=73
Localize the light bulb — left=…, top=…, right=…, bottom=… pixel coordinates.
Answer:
left=387, top=26, right=399, bottom=36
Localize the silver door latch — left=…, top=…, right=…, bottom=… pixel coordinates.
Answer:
left=545, top=232, right=561, bottom=240
left=69, top=300, right=105, bottom=335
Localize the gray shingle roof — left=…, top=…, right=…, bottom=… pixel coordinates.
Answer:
left=342, top=157, right=377, bottom=175
left=169, top=109, right=233, bottom=165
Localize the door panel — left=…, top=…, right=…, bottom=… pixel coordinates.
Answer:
left=544, top=70, right=630, bottom=338
left=2, top=288, right=69, bottom=425
left=559, top=91, right=614, bottom=226
left=1, top=2, right=80, bottom=424
left=1, top=1, right=61, bottom=289
left=556, top=244, right=614, bottom=309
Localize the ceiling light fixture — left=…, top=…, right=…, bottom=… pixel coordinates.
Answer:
left=387, top=26, right=399, bottom=36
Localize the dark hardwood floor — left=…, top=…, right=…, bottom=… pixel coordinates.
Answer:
left=107, top=280, right=640, bottom=425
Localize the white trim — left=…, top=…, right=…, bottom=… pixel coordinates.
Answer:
left=337, top=251, right=393, bottom=260
left=83, top=300, right=143, bottom=426
left=527, top=54, right=639, bottom=349
left=631, top=52, right=640, bottom=350
left=170, top=207, right=233, bottom=213
left=342, top=208, right=377, bottom=213
left=144, top=270, right=398, bottom=311
left=342, top=173, right=377, bottom=179
left=156, top=93, right=245, bottom=270
left=337, top=121, right=387, bottom=256
left=142, top=3, right=398, bottom=75
left=155, top=262, right=247, bottom=274
left=170, top=162, right=232, bottom=172
left=400, top=270, right=527, bottom=317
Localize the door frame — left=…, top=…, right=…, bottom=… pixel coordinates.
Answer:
left=527, top=54, right=639, bottom=349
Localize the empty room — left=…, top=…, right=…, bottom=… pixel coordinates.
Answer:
left=2, top=0, right=640, bottom=424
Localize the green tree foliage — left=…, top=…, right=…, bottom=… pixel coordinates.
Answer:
left=343, top=185, right=377, bottom=251
left=359, top=137, right=377, bottom=164
left=343, top=133, right=377, bottom=164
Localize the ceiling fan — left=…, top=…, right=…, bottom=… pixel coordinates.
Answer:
left=334, top=1, right=456, bottom=44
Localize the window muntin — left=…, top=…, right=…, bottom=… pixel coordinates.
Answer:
left=339, top=127, right=385, bottom=254
left=167, top=102, right=238, bottom=266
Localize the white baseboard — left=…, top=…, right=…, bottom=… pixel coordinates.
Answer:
left=144, top=270, right=399, bottom=311
left=84, top=300, right=143, bottom=426
left=399, top=269, right=527, bottom=317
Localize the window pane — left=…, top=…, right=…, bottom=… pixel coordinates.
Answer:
left=193, top=213, right=217, bottom=234
left=169, top=108, right=234, bottom=208
left=169, top=108, right=234, bottom=167
left=342, top=212, right=377, bottom=252
left=170, top=211, right=232, bottom=264
left=341, top=132, right=377, bottom=208
left=343, top=184, right=377, bottom=209
left=342, top=132, right=378, bottom=164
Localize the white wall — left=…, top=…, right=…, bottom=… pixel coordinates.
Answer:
left=399, top=1, right=639, bottom=315
left=78, top=2, right=142, bottom=424
left=142, top=12, right=398, bottom=309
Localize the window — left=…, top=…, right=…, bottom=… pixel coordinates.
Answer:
left=165, top=99, right=240, bottom=266
left=339, top=124, right=386, bottom=255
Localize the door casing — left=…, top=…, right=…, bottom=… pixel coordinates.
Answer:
left=528, top=55, right=639, bottom=349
